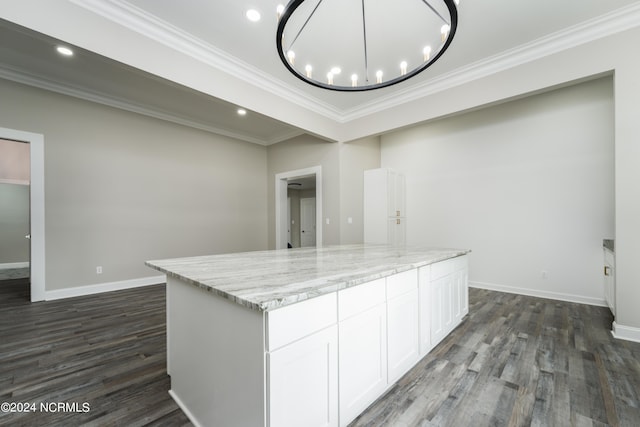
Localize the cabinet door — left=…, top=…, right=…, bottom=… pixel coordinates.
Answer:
left=387, top=217, right=406, bottom=246
left=387, top=289, right=419, bottom=383
left=461, top=267, right=469, bottom=317
left=430, top=275, right=452, bottom=346
left=452, top=270, right=463, bottom=324
left=339, top=304, right=387, bottom=427
left=394, top=172, right=405, bottom=218
left=443, top=274, right=454, bottom=335
left=418, top=266, right=432, bottom=357
left=268, top=325, right=338, bottom=427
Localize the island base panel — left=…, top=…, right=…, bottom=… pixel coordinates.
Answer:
left=167, top=277, right=266, bottom=427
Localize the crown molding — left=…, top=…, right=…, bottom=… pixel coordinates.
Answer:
left=265, top=129, right=305, bottom=146
left=340, top=2, right=640, bottom=122
left=0, top=65, right=278, bottom=146
left=69, top=0, right=344, bottom=122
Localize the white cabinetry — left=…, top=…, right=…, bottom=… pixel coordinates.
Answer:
left=386, top=270, right=419, bottom=382
left=268, top=326, right=339, bottom=427
left=418, top=266, right=432, bottom=356
left=338, top=279, right=387, bottom=427
left=428, top=256, right=468, bottom=348
left=267, top=293, right=339, bottom=427
left=165, top=254, right=468, bottom=427
left=364, top=168, right=406, bottom=245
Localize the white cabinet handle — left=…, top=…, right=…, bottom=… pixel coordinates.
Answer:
left=25, top=234, right=31, bottom=239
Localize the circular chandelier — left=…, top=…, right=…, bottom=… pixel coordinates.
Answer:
left=276, top=0, right=459, bottom=91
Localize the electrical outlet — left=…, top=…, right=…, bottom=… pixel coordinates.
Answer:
left=96, top=266, right=103, bottom=274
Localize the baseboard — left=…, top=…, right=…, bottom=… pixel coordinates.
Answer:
left=611, top=322, right=640, bottom=343
left=0, top=261, right=29, bottom=270
left=169, top=389, right=202, bottom=427
left=470, top=281, right=607, bottom=307
left=44, top=275, right=165, bottom=301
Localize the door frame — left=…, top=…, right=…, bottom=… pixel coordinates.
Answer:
left=0, top=127, right=45, bottom=301
left=275, top=166, right=322, bottom=250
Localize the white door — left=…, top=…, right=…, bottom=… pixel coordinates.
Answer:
left=300, top=197, right=316, bottom=247
left=287, top=197, right=291, bottom=247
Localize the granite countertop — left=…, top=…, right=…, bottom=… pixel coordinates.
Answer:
left=603, top=239, right=614, bottom=252
left=146, top=244, right=470, bottom=312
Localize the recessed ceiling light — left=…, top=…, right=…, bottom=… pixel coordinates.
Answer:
left=56, top=46, right=74, bottom=56
left=246, top=9, right=261, bottom=22
left=237, top=108, right=247, bottom=116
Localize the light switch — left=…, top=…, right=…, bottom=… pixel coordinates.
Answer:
left=326, top=218, right=330, bottom=225
left=347, top=217, right=353, bottom=224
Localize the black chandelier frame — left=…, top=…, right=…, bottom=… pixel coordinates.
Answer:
left=276, top=0, right=458, bottom=92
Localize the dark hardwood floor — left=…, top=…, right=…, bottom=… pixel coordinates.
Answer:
left=1, top=279, right=639, bottom=426
left=0, top=278, right=190, bottom=427
left=351, top=289, right=640, bottom=427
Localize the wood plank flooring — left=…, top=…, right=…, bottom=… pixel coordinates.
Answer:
left=1, top=279, right=639, bottom=426
left=351, top=289, right=640, bottom=427
left=0, top=278, right=190, bottom=426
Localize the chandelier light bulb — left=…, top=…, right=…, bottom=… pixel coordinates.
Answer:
left=441, top=24, right=450, bottom=42
left=330, top=67, right=341, bottom=75
left=305, top=64, right=313, bottom=78
left=400, top=61, right=408, bottom=76
left=327, top=72, right=334, bottom=85
left=376, top=70, right=383, bottom=84
left=287, top=50, right=295, bottom=65
left=423, top=46, right=432, bottom=62
left=351, top=74, right=358, bottom=87
left=276, top=4, right=285, bottom=19
left=454, top=0, right=459, bottom=5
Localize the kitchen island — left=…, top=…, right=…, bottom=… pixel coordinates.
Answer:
left=146, top=244, right=470, bottom=427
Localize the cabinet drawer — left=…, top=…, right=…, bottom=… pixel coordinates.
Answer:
left=267, top=292, right=337, bottom=351
left=338, top=278, right=386, bottom=322
left=386, top=269, right=418, bottom=300
left=430, top=259, right=454, bottom=280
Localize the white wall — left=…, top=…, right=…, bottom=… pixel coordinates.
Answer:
left=0, top=79, right=268, bottom=293
left=381, top=77, right=614, bottom=305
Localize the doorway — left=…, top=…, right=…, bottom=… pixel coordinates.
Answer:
left=0, top=139, right=30, bottom=286
left=300, top=197, right=316, bottom=247
left=275, top=166, right=322, bottom=250
left=0, top=127, right=45, bottom=301
left=285, top=175, right=317, bottom=248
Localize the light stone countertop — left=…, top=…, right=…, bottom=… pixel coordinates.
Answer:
left=146, top=244, right=470, bottom=312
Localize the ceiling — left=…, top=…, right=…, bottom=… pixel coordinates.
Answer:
left=1, top=0, right=640, bottom=145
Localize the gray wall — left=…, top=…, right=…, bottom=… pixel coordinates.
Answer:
left=267, top=135, right=341, bottom=248
left=0, top=183, right=30, bottom=264
left=339, top=137, right=381, bottom=244
left=0, top=79, right=268, bottom=291
left=381, top=77, right=614, bottom=304
left=267, top=134, right=381, bottom=249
